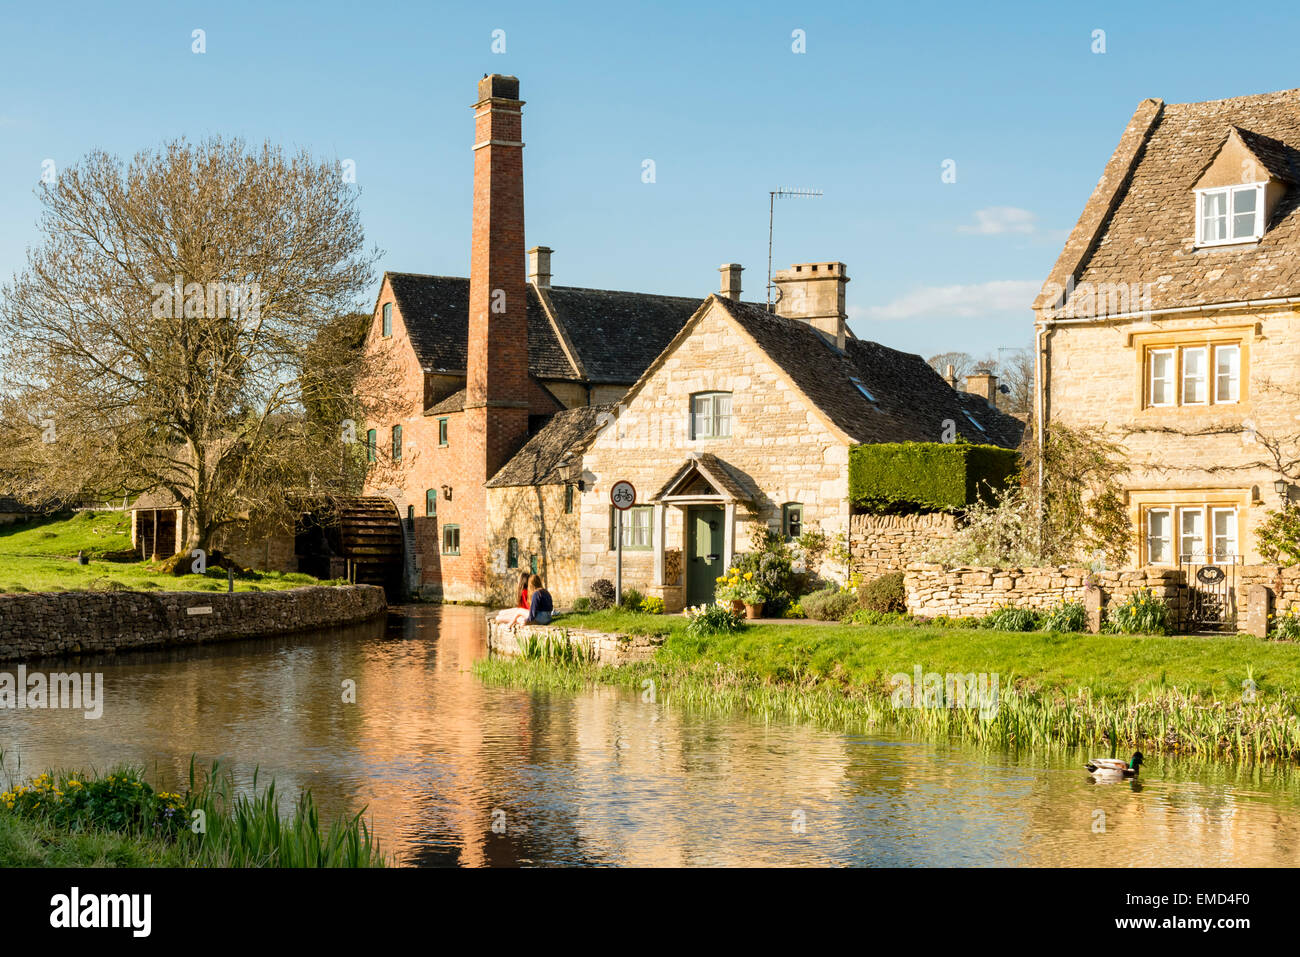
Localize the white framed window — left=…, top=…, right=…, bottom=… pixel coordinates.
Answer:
left=1196, top=184, right=1264, bottom=246
left=1211, top=507, right=1238, bottom=561
left=1149, top=349, right=1175, bottom=406
left=1179, top=507, right=1205, bottom=562
left=1214, top=344, right=1240, bottom=403
left=1181, top=346, right=1207, bottom=405
left=690, top=392, right=732, bottom=439
left=1146, top=509, right=1172, bottom=565
left=609, top=506, right=653, bottom=550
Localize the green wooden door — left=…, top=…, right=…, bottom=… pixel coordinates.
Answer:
left=686, top=506, right=725, bottom=605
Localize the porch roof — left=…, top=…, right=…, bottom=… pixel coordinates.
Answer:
left=651, top=453, right=756, bottom=503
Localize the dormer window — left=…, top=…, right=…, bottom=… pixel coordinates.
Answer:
left=1196, top=184, right=1264, bottom=246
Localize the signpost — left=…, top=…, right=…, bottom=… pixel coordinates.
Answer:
left=610, top=480, right=636, bottom=607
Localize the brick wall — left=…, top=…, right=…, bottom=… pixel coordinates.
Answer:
left=849, top=512, right=958, bottom=579
left=0, top=584, right=386, bottom=662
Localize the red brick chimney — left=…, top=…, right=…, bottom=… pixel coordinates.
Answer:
left=465, top=74, right=530, bottom=480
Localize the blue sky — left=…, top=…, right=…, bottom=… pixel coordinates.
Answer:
left=3, top=0, right=1300, bottom=361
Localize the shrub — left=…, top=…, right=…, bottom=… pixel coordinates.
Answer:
left=848, top=441, right=1018, bottom=512
left=1257, top=502, right=1300, bottom=566
left=639, top=595, right=665, bottom=615
left=1039, top=599, right=1089, bottom=633
left=619, top=587, right=645, bottom=611
left=1106, top=589, right=1169, bottom=635
left=572, top=597, right=591, bottom=612
left=983, top=604, right=1040, bottom=632
left=801, top=586, right=858, bottom=621
left=684, top=603, right=744, bottom=637
left=1271, top=607, right=1300, bottom=641
left=589, top=579, right=615, bottom=611
left=858, top=572, right=906, bottom=613
left=782, top=602, right=805, bottom=619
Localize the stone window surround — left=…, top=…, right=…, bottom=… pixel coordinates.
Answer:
left=1129, top=325, right=1254, bottom=410
left=609, top=505, right=654, bottom=551
left=1130, top=487, right=1252, bottom=566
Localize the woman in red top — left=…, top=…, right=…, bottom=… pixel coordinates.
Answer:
left=496, top=571, right=533, bottom=625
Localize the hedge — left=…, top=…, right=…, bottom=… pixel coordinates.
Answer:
left=848, top=441, right=1018, bottom=512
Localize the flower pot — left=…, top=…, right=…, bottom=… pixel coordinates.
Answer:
left=744, top=602, right=765, bottom=620
left=729, top=599, right=746, bottom=616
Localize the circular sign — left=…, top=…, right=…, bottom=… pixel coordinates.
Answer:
left=610, top=480, right=637, bottom=510
left=1196, top=565, right=1225, bottom=585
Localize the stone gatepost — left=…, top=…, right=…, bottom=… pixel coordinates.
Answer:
left=1084, top=584, right=1103, bottom=634
left=1245, top=584, right=1273, bottom=639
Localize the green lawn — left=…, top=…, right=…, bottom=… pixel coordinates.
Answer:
left=0, top=512, right=336, bottom=594
left=0, top=510, right=132, bottom=557
left=558, top=609, right=1300, bottom=702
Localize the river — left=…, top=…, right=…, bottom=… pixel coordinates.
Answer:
left=3, top=604, right=1299, bottom=866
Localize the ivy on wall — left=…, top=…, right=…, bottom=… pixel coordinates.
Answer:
left=848, top=442, right=1018, bottom=513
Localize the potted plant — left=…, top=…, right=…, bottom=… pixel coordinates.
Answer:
left=717, top=568, right=764, bottom=618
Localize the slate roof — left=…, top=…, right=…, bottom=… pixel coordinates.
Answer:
left=426, top=389, right=466, bottom=415
left=384, top=273, right=700, bottom=385
left=1037, top=89, right=1300, bottom=315
left=486, top=404, right=612, bottom=488
left=713, top=298, right=1024, bottom=448
left=538, top=286, right=703, bottom=383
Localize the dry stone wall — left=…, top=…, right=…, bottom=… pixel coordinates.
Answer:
left=849, top=513, right=958, bottom=579
left=903, top=564, right=1181, bottom=619
left=0, top=585, right=386, bottom=662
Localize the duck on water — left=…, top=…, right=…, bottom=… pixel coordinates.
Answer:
left=1086, top=752, right=1144, bottom=779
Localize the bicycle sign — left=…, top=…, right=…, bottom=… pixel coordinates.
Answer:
left=610, top=480, right=637, bottom=510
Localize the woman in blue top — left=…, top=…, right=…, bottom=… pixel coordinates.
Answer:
left=525, top=574, right=553, bottom=625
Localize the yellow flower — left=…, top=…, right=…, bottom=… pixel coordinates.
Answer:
left=744, top=572, right=753, bottom=580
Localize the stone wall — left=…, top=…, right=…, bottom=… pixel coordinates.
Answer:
left=849, top=512, right=958, bottom=579
left=486, top=483, right=581, bottom=608
left=903, top=563, right=1181, bottom=619
left=486, top=617, right=663, bottom=666
left=0, top=584, right=386, bottom=662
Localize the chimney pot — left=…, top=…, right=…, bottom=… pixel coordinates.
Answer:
left=528, top=246, right=553, bottom=287
left=718, top=263, right=743, bottom=301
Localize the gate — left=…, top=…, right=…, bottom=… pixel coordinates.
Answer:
left=1177, top=555, right=1242, bottom=632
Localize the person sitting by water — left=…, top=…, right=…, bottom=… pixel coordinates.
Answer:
left=525, top=574, right=552, bottom=626
left=494, top=572, right=532, bottom=625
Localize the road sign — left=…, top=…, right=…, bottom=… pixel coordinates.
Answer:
left=610, top=480, right=637, bottom=510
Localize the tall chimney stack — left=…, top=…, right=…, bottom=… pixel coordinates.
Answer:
left=771, top=261, right=849, bottom=350
left=965, top=369, right=999, bottom=408
left=464, top=74, right=531, bottom=584
left=528, top=246, right=552, bottom=287
left=718, top=263, right=743, bottom=301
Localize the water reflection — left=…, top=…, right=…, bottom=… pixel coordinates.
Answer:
left=3, top=605, right=1298, bottom=867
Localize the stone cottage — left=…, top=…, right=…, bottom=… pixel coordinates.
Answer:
left=577, top=278, right=1024, bottom=611
left=1035, top=88, right=1300, bottom=566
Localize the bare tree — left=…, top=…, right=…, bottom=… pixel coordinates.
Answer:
left=0, top=138, right=387, bottom=554
left=926, top=351, right=976, bottom=382
left=996, top=345, right=1035, bottom=415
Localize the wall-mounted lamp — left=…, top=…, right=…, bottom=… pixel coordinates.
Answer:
left=577, top=479, right=586, bottom=492
left=442, top=485, right=452, bottom=501
left=1274, top=480, right=1296, bottom=503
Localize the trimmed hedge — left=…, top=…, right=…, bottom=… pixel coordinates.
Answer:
left=848, top=441, right=1018, bottom=512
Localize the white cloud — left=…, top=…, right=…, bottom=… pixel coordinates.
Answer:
left=958, top=206, right=1037, bottom=235
left=854, top=279, right=1040, bottom=322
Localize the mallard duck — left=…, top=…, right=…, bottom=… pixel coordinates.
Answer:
left=1086, top=752, right=1143, bottom=778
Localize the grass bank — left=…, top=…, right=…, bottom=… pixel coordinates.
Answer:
left=0, top=760, right=385, bottom=868
left=0, top=512, right=340, bottom=594
left=476, top=610, right=1300, bottom=762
